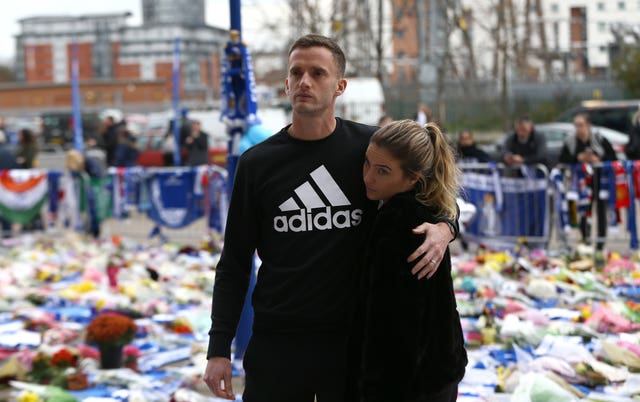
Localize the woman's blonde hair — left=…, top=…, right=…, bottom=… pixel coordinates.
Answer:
left=370, top=119, right=460, bottom=220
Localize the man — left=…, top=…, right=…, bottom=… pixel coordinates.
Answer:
left=203, top=34, right=457, bottom=402
left=457, top=129, right=491, bottom=162
left=558, top=113, right=616, bottom=251
left=0, top=130, right=18, bottom=237
left=0, top=130, right=17, bottom=170
left=100, top=115, right=119, bottom=167
left=184, top=120, right=209, bottom=166
left=501, top=115, right=547, bottom=166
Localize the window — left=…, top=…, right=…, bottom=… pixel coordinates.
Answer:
left=618, top=1, right=625, bottom=10
left=598, top=22, right=606, bottom=32
left=597, top=2, right=605, bottom=10
left=551, top=3, right=559, bottom=12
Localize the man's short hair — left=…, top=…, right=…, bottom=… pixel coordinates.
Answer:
left=288, top=34, right=346, bottom=77
left=574, top=112, right=591, bottom=124
left=516, top=115, right=532, bottom=124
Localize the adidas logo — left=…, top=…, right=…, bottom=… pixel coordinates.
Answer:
left=274, top=165, right=363, bottom=232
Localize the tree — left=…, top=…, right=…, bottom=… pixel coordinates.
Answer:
left=0, top=64, right=15, bottom=82
left=612, top=46, right=640, bottom=97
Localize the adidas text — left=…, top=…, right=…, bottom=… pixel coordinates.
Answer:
left=274, top=207, right=363, bottom=232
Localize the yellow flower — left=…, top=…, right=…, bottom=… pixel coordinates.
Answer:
left=19, top=391, right=41, bottom=402
left=69, top=281, right=97, bottom=293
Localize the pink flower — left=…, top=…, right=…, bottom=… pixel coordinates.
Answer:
left=123, top=344, right=140, bottom=358
left=78, top=344, right=100, bottom=359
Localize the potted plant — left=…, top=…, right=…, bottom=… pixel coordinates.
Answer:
left=85, top=313, right=137, bottom=369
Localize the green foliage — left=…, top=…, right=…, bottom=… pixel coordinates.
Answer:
left=612, top=46, right=640, bottom=97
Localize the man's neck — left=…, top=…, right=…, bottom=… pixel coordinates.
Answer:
left=288, top=113, right=337, bottom=140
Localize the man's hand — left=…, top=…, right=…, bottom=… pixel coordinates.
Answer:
left=203, top=357, right=235, bottom=400
left=407, top=221, right=452, bottom=279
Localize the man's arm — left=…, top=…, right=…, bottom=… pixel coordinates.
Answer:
left=407, top=205, right=459, bottom=280
left=524, top=133, right=548, bottom=165
left=203, top=158, right=257, bottom=399
left=500, top=135, right=516, bottom=163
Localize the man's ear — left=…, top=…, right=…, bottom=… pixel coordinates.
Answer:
left=284, top=79, right=289, bottom=94
left=335, top=78, right=347, bottom=96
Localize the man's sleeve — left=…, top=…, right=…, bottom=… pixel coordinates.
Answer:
left=558, top=141, right=574, bottom=165
left=600, top=136, right=618, bottom=161
left=207, top=157, right=258, bottom=359
left=433, top=203, right=460, bottom=242
left=524, top=133, right=548, bottom=165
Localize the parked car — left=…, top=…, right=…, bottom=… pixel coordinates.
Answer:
left=481, top=122, right=628, bottom=166
left=556, top=99, right=639, bottom=134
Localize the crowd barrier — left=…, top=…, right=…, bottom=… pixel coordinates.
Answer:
left=0, top=166, right=228, bottom=242
left=459, top=161, right=640, bottom=251
left=2, top=162, right=640, bottom=251
left=459, top=163, right=550, bottom=248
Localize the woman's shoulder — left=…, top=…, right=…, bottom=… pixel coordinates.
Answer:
left=378, top=192, right=434, bottom=229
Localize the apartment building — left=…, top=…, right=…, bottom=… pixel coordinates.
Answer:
left=388, top=0, right=640, bottom=83
left=13, top=0, right=226, bottom=104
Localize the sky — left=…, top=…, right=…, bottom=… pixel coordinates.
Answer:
left=0, top=0, right=290, bottom=63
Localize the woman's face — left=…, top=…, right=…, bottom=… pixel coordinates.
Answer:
left=363, top=143, right=417, bottom=203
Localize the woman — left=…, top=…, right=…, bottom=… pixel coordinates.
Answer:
left=15, top=128, right=39, bottom=169
left=353, top=119, right=467, bottom=402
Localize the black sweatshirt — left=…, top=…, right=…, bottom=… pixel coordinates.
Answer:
left=357, top=191, right=467, bottom=401
left=208, top=118, right=376, bottom=358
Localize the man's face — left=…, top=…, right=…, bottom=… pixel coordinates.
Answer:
left=459, top=131, right=473, bottom=147
left=515, top=121, right=532, bottom=142
left=574, top=116, right=590, bottom=140
left=285, top=46, right=346, bottom=116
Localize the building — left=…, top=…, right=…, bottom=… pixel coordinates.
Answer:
left=388, top=0, right=640, bottom=85
left=11, top=0, right=227, bottom=111
left=542, top=0, right=640, bottom=78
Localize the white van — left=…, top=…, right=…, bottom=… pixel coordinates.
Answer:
left=335, top=77, right=385, bottom=126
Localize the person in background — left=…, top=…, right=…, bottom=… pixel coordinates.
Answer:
left=202, top=33, right=458, bottom=402
left=113, top=126, right=139, bottom=167
left=162, top=120, right=177, bottom=167
left=415, top=103, right=432, bottom=125
left=178, top=108, right=193, bottom=155
left=0, top=130, right=18, bottom=170
left=456, top=129, right=491, bottom=163
left=377, top=115, right=393, bottom=128
left=0, top=131, right=18, bottom=236
left=624, top=106, right=640, bottom=160
left=184, top=120, right=209, bottom=166
left=351, top=120, right=467, bottom=402
left=100, top=115, right=119, bottom=167
left=15, top=128, right=39, bottom=169
left=558, top=113, right=617, bottom=252
left=501, top=115, right=547, bottom=166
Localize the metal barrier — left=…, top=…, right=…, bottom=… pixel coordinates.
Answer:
left=100, top=165, right=228, bottom=243
left=550, top=161, right=639, bottom=252
left=3, top=162, right=640, bottom=251
left=0, top=166, right=228, bottom=244
left=459, top=161, right=640, bottom=252
left=459, top=163, right=551, bottom=249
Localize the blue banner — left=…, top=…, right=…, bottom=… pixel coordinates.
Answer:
left=71, top=42, right=83, bottom=152
left=144, top=170, right=204, bottom=229
left=461, top=169, right=548, bottom=243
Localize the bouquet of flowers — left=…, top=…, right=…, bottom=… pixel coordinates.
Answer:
left=85, top=313, right=137, bottom=348
left=28, top=348, right=87, bottom=389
